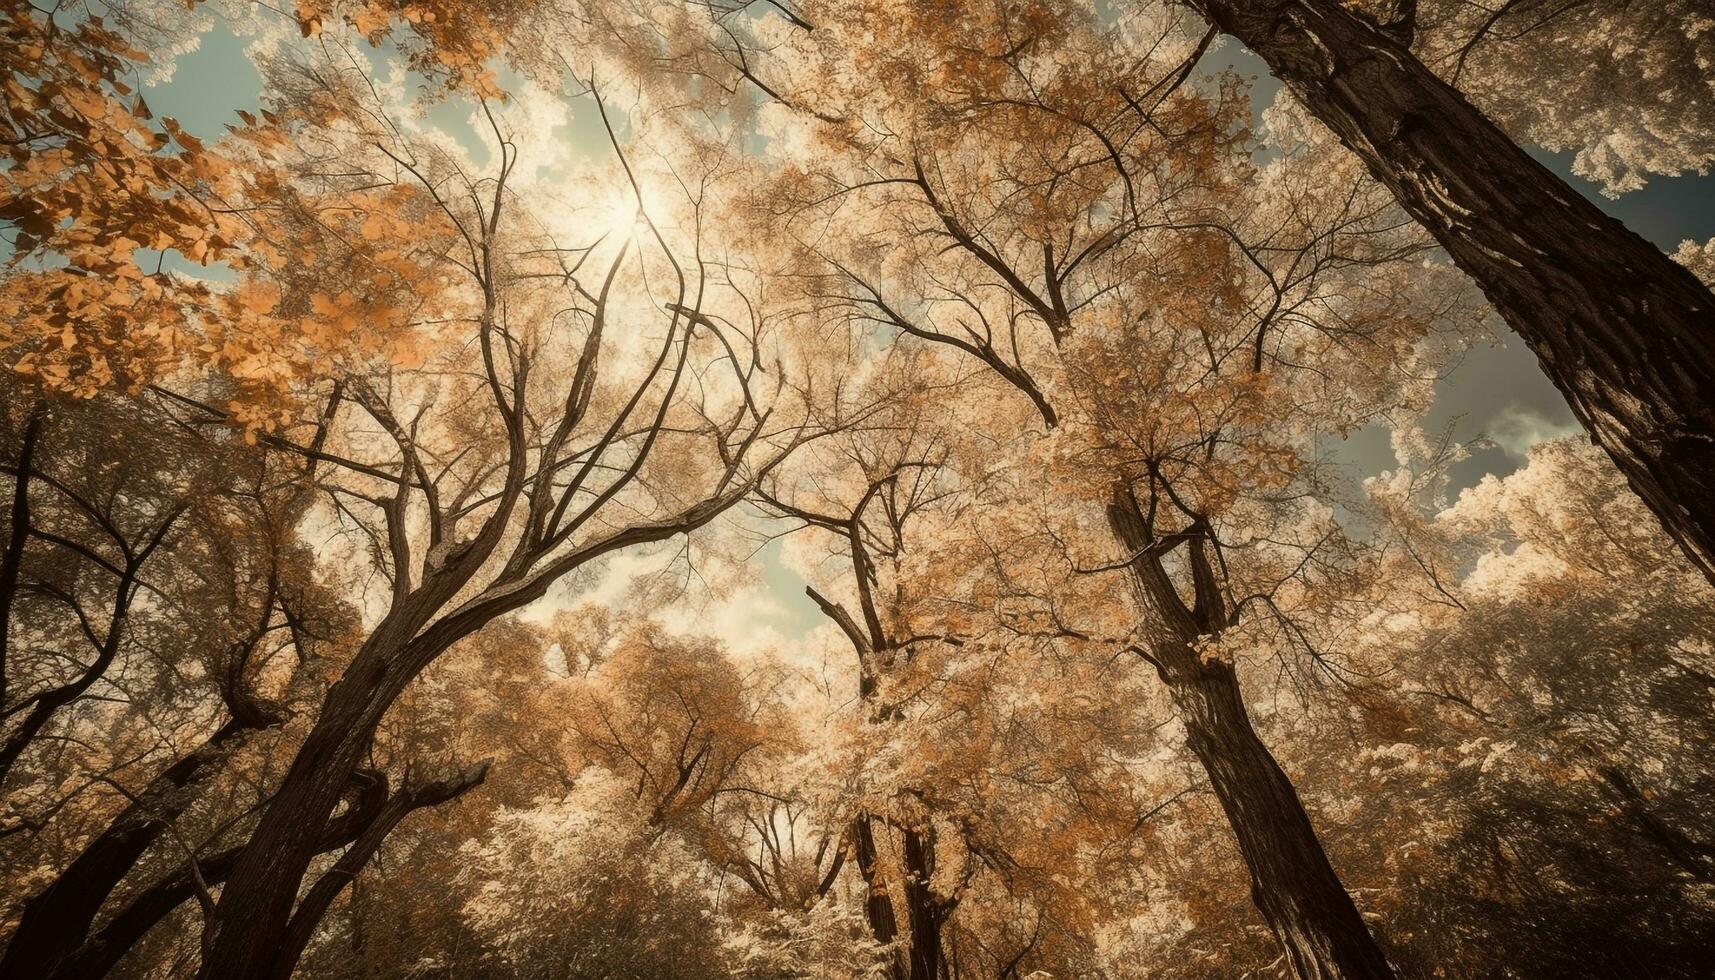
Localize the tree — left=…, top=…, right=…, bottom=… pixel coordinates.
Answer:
left=452, top=626, right=792, bottom=978
left=738, top=4, right=1480, bottom=972
left=0, top=0, right=376, bottom=427
left=0, top=383, right=390, bottom=979
left=1040, top=436, right=1715, bottom=978
left=176, top=51, right=818, bottom=976
left=1176, top=0, right=1715, bottom=586
left=458, top=772, right=733, bottom=979
left=651, top=0, right=1715, bottom=585
left=7, top=2, right=1715, bottom=977
left=756, top=373, right=1204, bottom=978
left=1361, top=0, right=1715, bottom=197
left=0, top=375, right=506, bottom=980
left=1258, top=436, right=1715, bottom=978
left=764, top=439, right=969, bottom=980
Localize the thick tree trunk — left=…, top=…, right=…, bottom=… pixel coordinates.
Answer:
left=0, top=719, right=249, bottom=980
left=266, top=761, right=489, bottom=980
left=48, top=771, right=390, bottom=980
left=196, top=581, right=491, bottom=979
left=900, top=826, right=948, bottom=980
left=1185, top=0, right=1715, bottom=583
left=852, top=815, right=905, bottom=980
left=195, top=649, right=407, bottom=978
left=1156, top=642, right=1393, bottom=980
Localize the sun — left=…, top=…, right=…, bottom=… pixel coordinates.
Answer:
left=595, top=188, right=647, bottom=243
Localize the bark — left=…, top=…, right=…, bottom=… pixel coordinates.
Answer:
left=802, top=493, right=955, bottom=979
left=194, top=643, right=412, bottom=978
left=851, top=814, right=903, bottom=980
left=900, top=826, right=949, bottom=980
left=196, top=487, right=512, bottom=977
left=0, top=401, right=45, bottom=711
left=51, top=851, right=251, bottom=980
left=43, top=764, right=484, bottom=980
left=0, top=719, right=255, bottom=980
left=2, top=590, right=286, bottom=980
left=1109, top=489, right=1393, bottom=980
left=45, top=770, right=388, bottom=980
left=267, top=761, right=491, bottom=980
left=1185, top=0, right=1715, bottom=583
left=197, top=442, right=751, bottom=976
left=1159, top=642, right=1393, bottom=979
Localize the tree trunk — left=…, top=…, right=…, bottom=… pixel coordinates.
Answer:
left=1156, top=641, right=1394, bottom=980
left=851, top=815, right=905, bottom=980
left=900, top=826, right=948, bottom=980
left=1185, top=0, right=1715, bottom=583
left=0, top=401, right=45, bottom=712
left=0, top=719, right=249, bottom=980
left=266, top=761, right=489, bottom=980
left=48, top=771, right=390, bottom=980
left=196, top=578, right=490, bottom=980
left=195, top=650, right=406, bottom=978
left=1106, top=488, right=1392, bottom=979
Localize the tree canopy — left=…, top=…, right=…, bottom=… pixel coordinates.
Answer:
left=3, top=1, right=1714, bottom=978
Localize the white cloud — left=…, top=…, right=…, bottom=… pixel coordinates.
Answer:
left=1486, top=403, right=1579, bottom=459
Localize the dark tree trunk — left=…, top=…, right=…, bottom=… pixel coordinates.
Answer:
left=197, top=471, right=736, bottom=974
left=194, top=650, right=405, bottom=978
left=1108, top=488, right=1393, bottom=979
left=1186, top=0, right=1715, bottom=583
left=266, top=761, right=489, bottom=980
left=852, top=815, right=904, bottom=980
left=900, top=826, right=949, bottom=980
left=47, top=770, right=391, bottom=980
left=51, top=847, right=252, bottom=980
left=0, top=401, right=45, bottom=712
left=0, top=719, right=250, bottom=980
left=51, top=850, right=248, bottom=980
left=197, top=582, right=488, bottom=980
left=1156, top=641, right=1394, bottom=980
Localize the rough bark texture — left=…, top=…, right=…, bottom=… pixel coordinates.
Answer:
left=1109, top=489, right=1394, bottom=980
left=46, top=770, right=390, bottom=980
left=195, top=525, right=493, bottom=976
left=41, top=763, right=485, bottom=980
left=2, top=600, right=285, bottom=980
left=0, top=720, right=248, bottom=980
left=265, top=761, right=490, bottom=980
left=195, top=645, right=412, bottom=978
left=1186, top=0, right=1715, bottom=583
left=1161, top=644, right=1394, bottom=980
left=900, top=826, right=949, bottom=980
left=852, top=814, right=903, bottom=979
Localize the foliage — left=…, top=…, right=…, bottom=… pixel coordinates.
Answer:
left=3, top=1, right=1714, bottom=978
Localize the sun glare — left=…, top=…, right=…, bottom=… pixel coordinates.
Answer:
left=14, top=0, right=1715, bottom=975
left=595, top=190, right=647, bottom=243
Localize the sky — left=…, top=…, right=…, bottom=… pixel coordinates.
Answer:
left=1208, top=46, right=1715, bottom=499
left=141, top=22, right=1715, bottom=644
